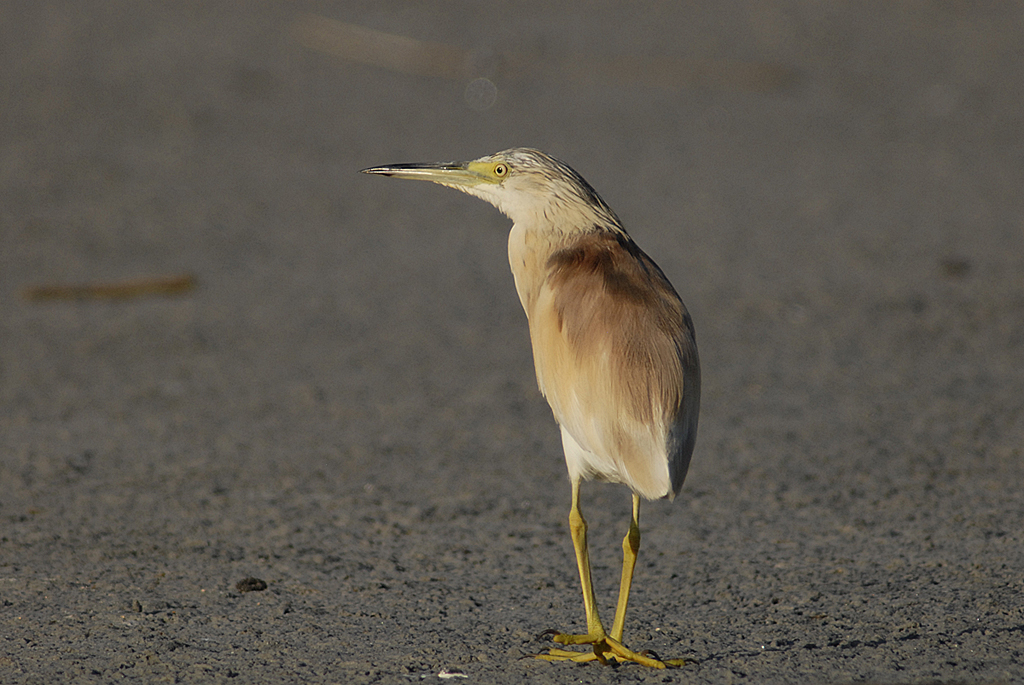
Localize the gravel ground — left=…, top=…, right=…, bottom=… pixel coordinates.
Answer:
left=2, top=3, right=1023, bottom=684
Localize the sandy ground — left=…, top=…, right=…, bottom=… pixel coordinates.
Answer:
left=2, top=3, right=1023, bottom=683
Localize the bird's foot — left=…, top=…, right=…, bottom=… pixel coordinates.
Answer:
left=533, top=629, right=674, bottom=668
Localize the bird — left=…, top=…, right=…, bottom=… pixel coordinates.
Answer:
left=361, top=148, right=700, bottom=668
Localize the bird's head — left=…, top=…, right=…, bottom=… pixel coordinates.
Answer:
left=362, top=148, right=621, bottom=234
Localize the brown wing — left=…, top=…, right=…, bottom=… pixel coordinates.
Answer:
left=529, top=229, right=700, bottom=499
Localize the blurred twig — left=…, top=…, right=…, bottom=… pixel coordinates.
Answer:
left=290, top=14, right=467, bottom=79
left=290, top=13, right=798, bottom=92
left=23, top=274, right=197, bottom=302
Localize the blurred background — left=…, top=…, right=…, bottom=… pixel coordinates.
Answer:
left=1, top=3, right=1022, bottom=683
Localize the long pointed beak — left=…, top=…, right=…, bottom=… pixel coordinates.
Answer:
left=360, top=161, right=489, bottom=188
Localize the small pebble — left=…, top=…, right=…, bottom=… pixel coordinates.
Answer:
left=236, top=577, right=268, bottom=592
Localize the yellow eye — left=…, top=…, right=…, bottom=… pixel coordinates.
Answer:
left=494, top=163, right=508, bottom=177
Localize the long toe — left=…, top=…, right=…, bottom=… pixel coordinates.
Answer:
left=533, top=630, right=675, bottom=668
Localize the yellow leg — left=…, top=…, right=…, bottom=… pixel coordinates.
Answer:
left=535, top=484, right=668, bottom=668
left=561, top=478, right=605, bottom=641
left=610, top=493, right=641, bottom=642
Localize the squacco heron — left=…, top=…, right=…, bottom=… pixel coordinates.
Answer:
left=362, top=148, right=700, bottom=668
